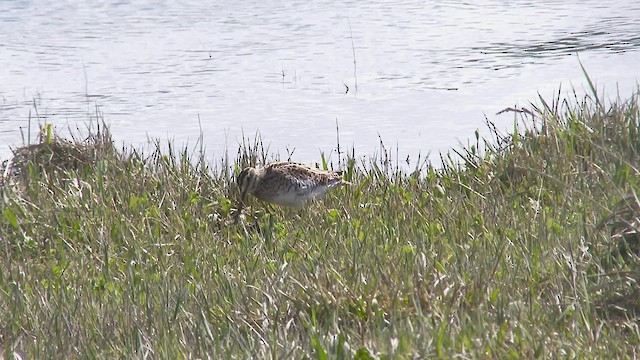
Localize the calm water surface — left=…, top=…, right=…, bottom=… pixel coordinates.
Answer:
left=1, top=0, right=639, bottom=163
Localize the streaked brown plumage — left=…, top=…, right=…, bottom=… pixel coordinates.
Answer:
left=237, top=161, right=350, bottom=209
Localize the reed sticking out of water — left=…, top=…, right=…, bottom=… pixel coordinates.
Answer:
left=347, top=17, right=358, bottom=94
left=2, top=80, right=640, bottom=358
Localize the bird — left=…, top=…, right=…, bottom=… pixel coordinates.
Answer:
left=236, top=161, right=351, bottom=209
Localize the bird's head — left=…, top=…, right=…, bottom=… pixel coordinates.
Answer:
left=236, top=166, right=259, bottom=204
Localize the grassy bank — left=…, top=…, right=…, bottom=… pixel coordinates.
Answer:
left=2, top=85, right=640, bottom=358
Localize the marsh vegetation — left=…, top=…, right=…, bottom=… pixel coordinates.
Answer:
left=2, top=84, right=640, bottom=358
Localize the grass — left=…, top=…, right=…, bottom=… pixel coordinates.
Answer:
left=2, top=83, right=640, bottom=358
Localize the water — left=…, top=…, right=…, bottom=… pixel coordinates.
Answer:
left=1, top=0, right=639, bottom=164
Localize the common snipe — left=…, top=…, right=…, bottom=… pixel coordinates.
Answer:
left=237, top=161, right=350, bottom=209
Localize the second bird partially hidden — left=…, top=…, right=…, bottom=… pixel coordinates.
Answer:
left=237, top=161, right=350, bottom=209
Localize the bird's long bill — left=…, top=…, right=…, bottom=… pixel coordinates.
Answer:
left=239, top=187, right=249, bottom=207
left=233, top=190, right=247, bottom=224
